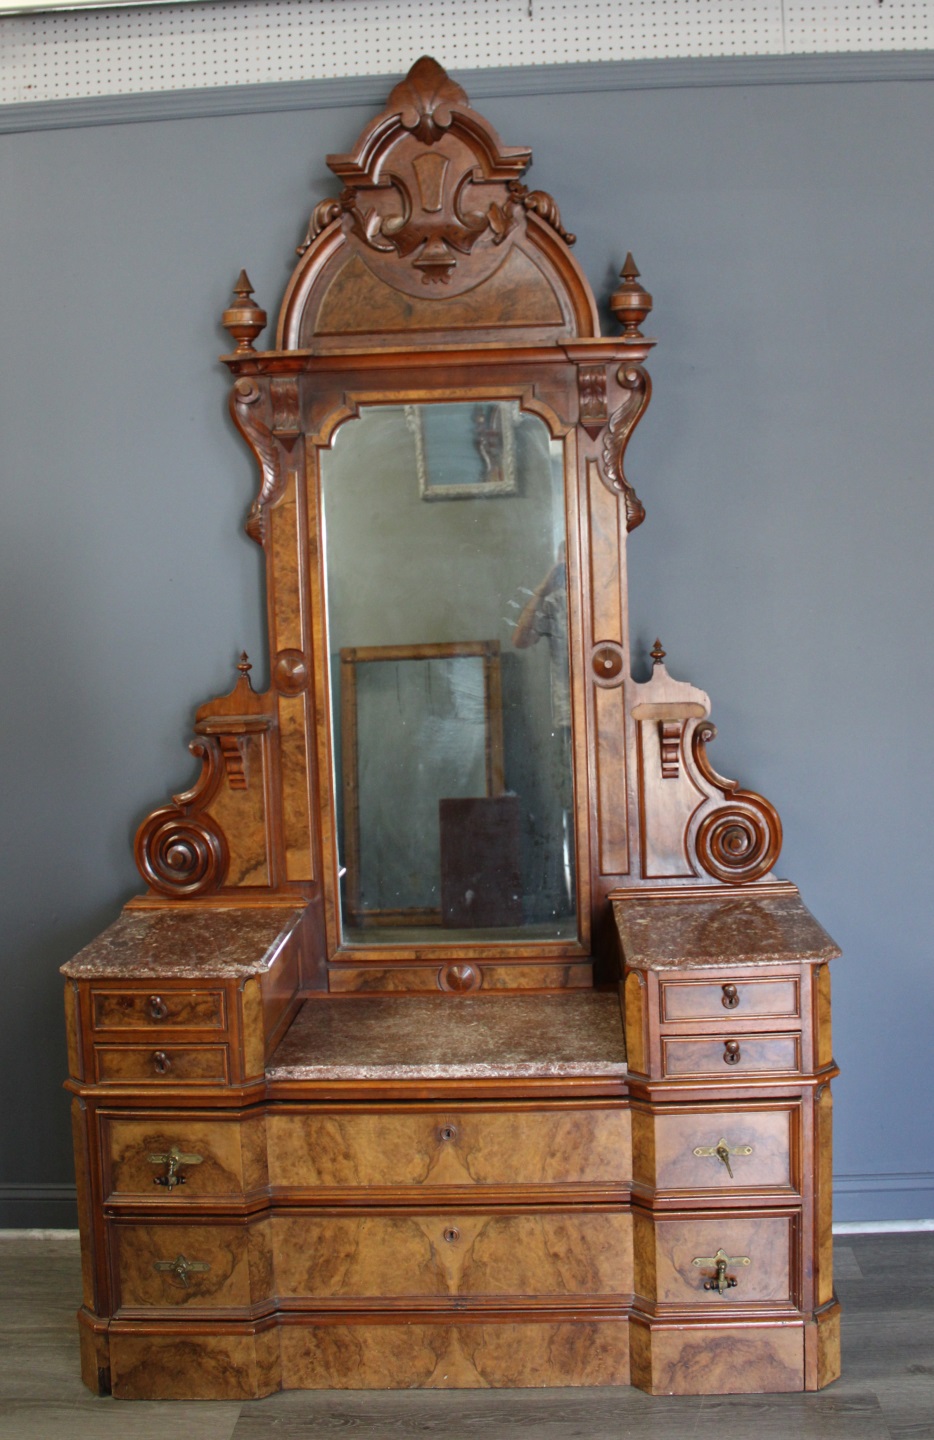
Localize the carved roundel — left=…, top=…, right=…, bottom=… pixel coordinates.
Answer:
left=136, top=809, right=229, bottom=898
left=592, top=641, right=625, bottom=687
left=273, top=648, right=309, bottom=695
left=695, top=801, right=781, bottom=886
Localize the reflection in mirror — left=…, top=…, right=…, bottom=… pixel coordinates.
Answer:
left=321, top=401, right=576, bottom=946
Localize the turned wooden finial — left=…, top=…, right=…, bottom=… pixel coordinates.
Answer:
left=651, top=638, right=666, bottom=666
left=222, top=271, right=267, bottom=353
left=236, top=652, right=255, bottom=689
left=610, top=253, right=653, bottom=339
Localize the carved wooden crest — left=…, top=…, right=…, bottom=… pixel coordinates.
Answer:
left=299, top=57, right=573, bottom=298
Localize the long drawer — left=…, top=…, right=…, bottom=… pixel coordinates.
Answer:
left=112, top=1209, right=633, bottom=1310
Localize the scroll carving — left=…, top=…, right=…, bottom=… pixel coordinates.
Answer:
left=297, top=198, right=343, bottom=255
left=229, top=377, right=282, bottom=546
left=600, top=365, right=649, bottom=532
left=135, top=740, right=229, bottom=898
left=691, top=722, right=783, bottom=884
left=508, top=182, right=576, bottom=246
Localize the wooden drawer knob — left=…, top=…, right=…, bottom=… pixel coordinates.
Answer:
left=152, top=1050, right=172, bottom=1075
left=723, top=1040, right=741, bottom=1065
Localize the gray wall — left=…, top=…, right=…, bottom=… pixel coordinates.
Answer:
left=2, top=64, right=932, bottom=1225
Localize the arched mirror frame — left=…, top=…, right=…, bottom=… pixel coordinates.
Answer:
left=136, top=56, right=783, bottom=997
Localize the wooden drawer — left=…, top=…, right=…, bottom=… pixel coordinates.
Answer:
left=113, top=1220, right=272, bottom=1311
left=91, top=987, right=226, bottom=1031
left=272, top=1210, right=632, bottom=1302
left=636, top=1213, right=796, bottom=1308
left=659, top=978, right=799, bottom=1024
left=103, top=1115, right=267, bottom=1200
left=661, top=1034, right=800, bottom=1079
left=94, top=1045, right=229, bottom=1085
left=114, top=1211, right=632, bottom=1308
left=633, top=1106, right=796, bottom=1193
left=267, top=1106, right=631, bottom=1192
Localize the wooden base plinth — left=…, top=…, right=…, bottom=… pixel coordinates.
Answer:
left=805, top=1297, right=842, bottom=1391
left=629, top=1316, right=805, bottom=1395
left=99, top=1313, right=633, bottom=1397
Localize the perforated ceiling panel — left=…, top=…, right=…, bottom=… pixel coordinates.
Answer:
left=1, top=0, right=931, bottom=107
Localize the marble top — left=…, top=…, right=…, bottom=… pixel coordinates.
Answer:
left=60, top=905, right=305, bottom=979
left=267, top=992, right=627, bottom=1080
left=612, top=890, right=841, bottom=971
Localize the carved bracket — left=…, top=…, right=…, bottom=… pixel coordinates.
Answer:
left=658, top=720, right=682, bottom=779
left=578, top=364, right=608, bottom=439
left=229, top=377, right=285, bottom=546
left=600, top=364, right=649, bottom=531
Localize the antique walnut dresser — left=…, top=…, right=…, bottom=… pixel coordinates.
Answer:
left=62, top=59, right=841, bottom=1400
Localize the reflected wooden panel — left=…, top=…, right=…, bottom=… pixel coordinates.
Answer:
left=340, top=641, right=505, bottom=928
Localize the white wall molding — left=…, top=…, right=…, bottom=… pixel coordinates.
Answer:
left=2, top=50, right=933, bottom=135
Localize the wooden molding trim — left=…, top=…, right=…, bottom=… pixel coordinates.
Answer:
left=4, top=53, right=934, bottom=136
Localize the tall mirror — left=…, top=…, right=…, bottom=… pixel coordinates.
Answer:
left=321, top=400, right=576, bottom=946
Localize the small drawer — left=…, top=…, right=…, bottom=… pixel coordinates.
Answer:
left=94, top=1045, right=229, bottom=1085
left=91, top=988, right=226, bottom=1032
left=634, top=1106, right=796, bottom=1193
left=267, top=1106, right=631, bottom=1192
left=639, top=1213, right=795, bottom=1307
left=659, top=978, right=799, bottom=1024
left=114, top=1220, right=271, bottom=1311
left=661, top=1034, right=800, bottom=1079
left=103, top=1115, right=267, bottom=1200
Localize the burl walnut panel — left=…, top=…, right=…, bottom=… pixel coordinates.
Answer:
left=634, top=1212, right=795, bottom=1309
left=94, top=1045, right=229, bottom=1085
left=629, top=1318, right=804, bottom=1395
left=632, top=1104, right=796, bottom=1194
left=267, top=1105, right=631, bottom=1190
left=113, top=1219, right=274, bottom=1311
left=109, top=1326, right=281, bottom=1400
left=659, top=977, right=799, bottom=1023
left=104, top=1114, right=269, bottom=1201
left=272, top=1211, right=632, bottom=1301
left=660, top=1034, right=800, bottom=1079
left=91, top=988, right=226, bottom=1030
left=279, top=1315, right=631, bottom=1389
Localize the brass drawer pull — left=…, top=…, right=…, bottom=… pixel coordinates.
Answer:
left=723, top=1040, right=741, bottom=1065
left=153, top=1253, right=211, bottom=1289
left=147, top=1143, right=204, bottom=1190
left=148, top=995, right=169, bottom=1021
left=693, top=1137, right=754, bottom=1179
left=721, top=984, right=740, bottom=1009
left=151, top=1050, right=172, bottom=1075
left=692, top=1248, right=750, bottom=1295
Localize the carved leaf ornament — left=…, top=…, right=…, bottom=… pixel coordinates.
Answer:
left=298, top=57, right=574, bottom=296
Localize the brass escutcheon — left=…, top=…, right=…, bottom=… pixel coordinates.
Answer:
left=692, top=1137, right=754, bottom=1180
left=147, top=1143, right=204, bottom=1190
left=692, top=1248, right=750, bottom=1296
left=153, top=1254, right=211, bottom=1289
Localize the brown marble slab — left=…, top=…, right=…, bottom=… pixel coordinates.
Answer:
left=267, top=992, right=626, bottom=1080
left=61, top=906, right=305, bottom=979
left=612, top=891, right=841, bottom=971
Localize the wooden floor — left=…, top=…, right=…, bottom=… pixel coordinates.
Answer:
left=1, top=1232, right=932, bottom=1439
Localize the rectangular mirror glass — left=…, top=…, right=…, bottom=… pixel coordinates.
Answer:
left=321, top=401, right=575, bottom=947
